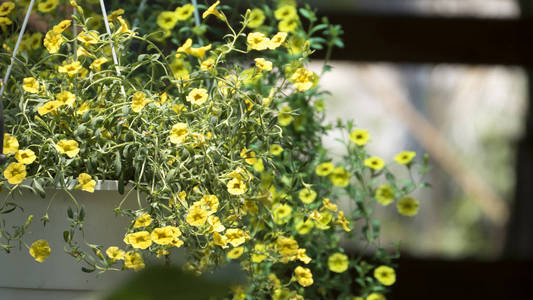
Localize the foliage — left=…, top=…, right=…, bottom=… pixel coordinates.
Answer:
left=0, top=0, right=429, bottom=299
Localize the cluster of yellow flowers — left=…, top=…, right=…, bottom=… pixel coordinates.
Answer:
left=0, top=1, right=426, bottom=298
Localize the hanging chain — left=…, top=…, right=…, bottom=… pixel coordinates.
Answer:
left=191, top=0, right=204, bottom=46
left=0, top=0, right=37, bottom=158
left=98, top=0, right=126, bottom=97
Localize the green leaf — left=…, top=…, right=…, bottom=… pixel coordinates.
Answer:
left=118, top=172, right=125, bottom=195
left=33, top=180, right=46, bottom=199
left=67, top=207, right=74, bottom=219
left=114, top=151, right=122, bottom=177
left=81, top=267, right=95, bottom=273
left=79, top=206, right=85, bottom=222
left=63, top=231, right=71, bottom=243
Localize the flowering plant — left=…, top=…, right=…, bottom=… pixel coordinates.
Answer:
left=0, top=0, right=429, bottom=299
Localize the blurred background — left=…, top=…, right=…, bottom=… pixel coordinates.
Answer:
left=305, top=0, right=533, bottom=299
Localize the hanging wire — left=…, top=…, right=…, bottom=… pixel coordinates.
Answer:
left=191, top=0, right=204, bottom=46
left=0, top=0, right=37, bottom=157
left=73, top=7, right=78, bottom=60
left=98, top=0, right=126, bottom=96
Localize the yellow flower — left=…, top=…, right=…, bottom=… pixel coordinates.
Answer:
left=90, top=57, right=108, bottom=71
left=77, top=31, right=99, bottom=45
left=247, top=32, right=270, bottom=51
left=43, top=30, right=63, bottom=54
left=329, top=166, right=350, bottom=187
left=14, top=149, right=36, bottom=165
left=134, top=213, right=152, bottom=228
left=251, top=243, right=267, bottom=263
left=170, top=57, right=190, bottom=80
left=247, top=8, right=265, bottom=28
left=240, top=148, right=257, bottom=165
left=213, top=231, right=229, bottom=248
left=375, top=184, right=394, bottom=206
left=0, top=2, right=15, bottom=16
left=55, top=139, right=79, bottom=158
left=278, top=106, right=293, bottom=126
left=314, top=162, right=334, bottom=176
left=69, top=0, right=82, bottom=12
left=287, top=35, right=307, bottom=55
left=131, top=91, right=149, bottom=112
left=177, top=38, right=193, bottom=54
left=116, top=16, right=133, bottom=34
left=186, top=88, right=208, bottom=106
left=367, top=293, right=386, bottom=300
left=394, top=151, right=416, bottom=165
left=171, top=237, right=184, bottom=248
left=76, top=46, right=92, bottom=58
left=75, top=173, right=96, bottom=192
left=189, top=44, right=212, bottom=59
left=322, top=198, right=338, bottom=212
left=124, top=231, right=152, bottom=249
left=278, top=18, right=299, bottom=33
left=270, top=144, right=283, bottom=156
left=4, top=162, right=26, bottom=184
left=268, top=32, right=288, bottom=50
left=106, top=246, right=125, bottom=261
left=170, top=122, right=188, bottom=144
left=224, top=228, right=247, bottom=247
left=314, top=211, right=333, bottom=230
left=175, top=4, right=194, bottom=21
left=397, top=197, right=419, bottom=216
left=186, top=205, right=208, bottom=227
left=273, top=203, right=292, bottom=224
left=254, top=58, right=273, bottom=72
left=124, top=251, right=145, bottom=271
left=227, top=247, right=244, bottom=259
left=38, top=0, right=59, bottom=13
left=53, top=20, right=71, bottom=33
left=349, top=129, right=369, bottom=146
left=207, top=215, right=225, bottom=232
left=3, top=134, right=19, bottom=155
left=374, top=265, right=396, bottom=286
left=364, top=156, right=385, bottom=171
left=336, top=211, right=351, bottom=232
left=87, top=14, right=103, bottom=30
left=290, top=67, right=317, bottom=92
left=253, top=159, right=264, bottom=172
left=295, top=219, right=314, bottom=235
left=309, top=210, right=322, bottom=221
left=200, top=58, right=215, bottom=71
left=55, top=91, right=75, bottom=106
left=297, top=248, right=312, bottom=264
left=294, top=266, right=313, bottom=287
left=58, top=61, right=82, bottom=77
left=328, top=253, right=349, bottom=273
left=151, top=226, right=181, bottom=245
left=29, top=240, right=51, bottom=262
left=202, top=0, right=225, bottom=21
left=76, top=102, right=90, bottom=115
left=298, top=188, right=317, bottom=204
left=157, top=11, right=178, bottom=30
left=227, top=177, right=247, bottom=195
left=107, top=8, right=124, bottom=21
left=276, top=236, right=298, bottom=257
left=274, top=5, right=297, bottom=20
left=199, top=194, right=220, bottom=215
left=37, top=101, right=62, bottom=116
left=22, top=77, right=39, bottom=93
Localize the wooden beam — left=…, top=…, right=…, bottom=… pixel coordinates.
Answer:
left=318, top=14, right=533, bottom=66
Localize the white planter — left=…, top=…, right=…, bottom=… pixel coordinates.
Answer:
left=0, top=181, right=138, bottom=300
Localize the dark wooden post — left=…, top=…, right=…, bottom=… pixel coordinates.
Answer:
left=504, top=0, right=533, bottom=259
